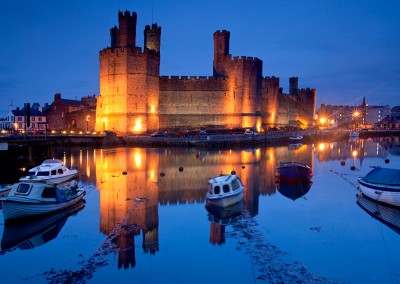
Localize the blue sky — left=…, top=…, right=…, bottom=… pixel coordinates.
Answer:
left=1, top=0, right=399, bottom=115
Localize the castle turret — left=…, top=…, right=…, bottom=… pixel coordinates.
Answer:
left=144, top=23, right=161, bottom=54
left=289, top=77, right=298, bottom=96
left=213, top=30, right=230, bottom=77
left=116, top=10, right=137, bottom=47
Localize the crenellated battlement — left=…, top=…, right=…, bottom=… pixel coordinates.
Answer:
left=160, top=75, right=227, bottom=82
left=99, top=46, right=160, bottom=59
left=145, top=23, right=161, bottom=32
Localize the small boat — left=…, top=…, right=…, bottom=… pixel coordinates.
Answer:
left=356, top=194, right=400, bottom=235
left=276, top=179, right=312, bottom=201
left=289, top=135, right=303, bottom=141
left=349, top=131, right=359, bottom=138
left=19, top=159, right=78, bottom=185
left=275, top=161, right=313, bottom=182
left=206, top=173, right=244, bottom=208
left=1, top=180, right=86, bottom=222
left=358, top=167, right=400, bottom=207
left=1, top=200, right=85, bottom=252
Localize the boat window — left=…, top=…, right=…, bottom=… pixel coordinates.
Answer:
left=26, top=171, right=35, bottom=176
left=16, top=183, right=31, bottom=195
left=231, top=179, right=240, bottom=190
left=223, top=184, right=230, bottom=193
left=42, top=187, right=56, bottom=198
left=51, top=170, right=57, bottom=175
left=37, top=171, right=50, bottom=176
left=58, top=169, right=63, bottom=174
left=214, top=186, right=220, bottom=194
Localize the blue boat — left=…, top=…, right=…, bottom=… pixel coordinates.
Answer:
left=358, top=167, right=400, bottom=207
left=275, top=162, right=313, bottom=182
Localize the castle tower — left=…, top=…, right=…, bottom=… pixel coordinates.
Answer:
left=213, top=30, right=230, bottom=77
left=116, top=10, right=137, bottom=47
left=289, top=77, right=298, bottom=95
left=144, top=24, right=161, bottom=53
left=96, top=10, right=160, bottom=135
left=262, top=77, right=280, bottom=128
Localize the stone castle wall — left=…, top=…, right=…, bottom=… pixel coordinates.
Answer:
left=96, top=11, right=316, bottom=135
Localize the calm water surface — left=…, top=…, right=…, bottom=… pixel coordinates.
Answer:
left=1, top=138, right=400, bottom=283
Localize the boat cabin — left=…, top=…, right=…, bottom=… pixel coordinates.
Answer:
left=208, top=175, right=242, bottom=196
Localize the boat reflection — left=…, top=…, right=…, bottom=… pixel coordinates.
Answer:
left=206, top=202, right=244, bottom=245
left=356, top=194, right=400, bottom=235
left=276, top=179, right=312, bottom=201
left=1, top=201, right=85, bottom=253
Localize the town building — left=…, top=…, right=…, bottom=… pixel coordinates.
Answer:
left=45, top=93, right=96, bottom=132
left=317, top=97, right=390, bottom=129
left=3, top=103, right=47, bottom=133
left=374, top=106, right=400, bottom=130
left=95, top=10, right=316, bottom=136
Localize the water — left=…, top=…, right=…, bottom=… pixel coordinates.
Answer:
left=0, top=137, right=400, bottom=283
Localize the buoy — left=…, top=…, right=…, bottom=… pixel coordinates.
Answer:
left=350, top=165, right=356, bottom=171
left=309, top=172, right=313, bottom=177
left=340, top=160, right=345, bottom=166
left=122, top=171, right=127, bottom=175
left=242, top=165, right=245, bottom=169
left=179, top=166, right=184, bottom=172
left=275, top=172, right=280, bottom=177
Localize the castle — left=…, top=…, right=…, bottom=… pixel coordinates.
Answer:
left=95, top=10, right=316, bottom=135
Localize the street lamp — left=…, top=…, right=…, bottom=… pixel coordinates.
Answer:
left=353, top=111, right=360, bottom=130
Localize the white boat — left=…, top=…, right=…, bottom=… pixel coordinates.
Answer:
left=1, top=201, right=85, bottom=252
left=349, top=131, right=359, bottom=137
left=206, top=173, right=244, bottom=208
left=358, top=167, right=400, bottom=207
left=19, top=159, right=78, bottom=184
left=289, top=135, right=303, bottom=141
left=1, top=180, right=86, bottom=222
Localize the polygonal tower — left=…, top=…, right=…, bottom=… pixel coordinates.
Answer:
left=96, top=10, right=161, bottom=135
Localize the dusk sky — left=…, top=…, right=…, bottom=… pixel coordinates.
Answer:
left=1, top=0, right=399, bottom=115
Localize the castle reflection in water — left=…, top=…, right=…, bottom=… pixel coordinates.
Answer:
left=55, top=137, right=394, bottom=270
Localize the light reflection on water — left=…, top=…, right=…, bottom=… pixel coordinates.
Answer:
left=0, top=137, right=400, bottom=283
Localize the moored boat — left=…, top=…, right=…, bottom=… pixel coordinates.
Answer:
left=358, top=167, right=400, bottom=207
left=19, top=159, right=78, bottom=185
left=275, top=161, right=313, bottom=182
left=349, top=131, right=359, bottom=138
left=289, top=135, right=303, bottom=141
left=206, top=173, right=244, bottom=208
left=1, top=200, right=85, bottom=252
left=1, top=180, right=86, bottom=222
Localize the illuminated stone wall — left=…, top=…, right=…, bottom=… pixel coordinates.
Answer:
left=96, top=10, right=316, bottom=135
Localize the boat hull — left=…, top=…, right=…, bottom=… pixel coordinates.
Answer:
left=1, top=190, right=85, bottom=222
left=358, top=179, right=400, bottom=207
left=206, top=189, right=243, bottom=208
left=276, top=162, right=312, bottom=181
